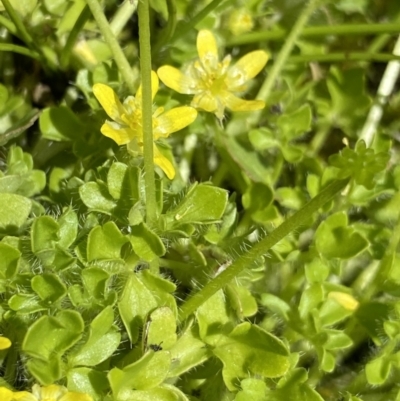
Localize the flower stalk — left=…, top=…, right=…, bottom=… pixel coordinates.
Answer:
left=178, top=178, right=350, bottom=323
left=138, top=0, right=158, bottom=225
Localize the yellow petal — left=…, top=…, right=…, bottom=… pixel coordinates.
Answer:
left=100, top=121, right=135, bottom=145
left=227, top=50, right=268, bottom=88
left=93, top=84, right=125, bottom=123
left=154, top=107, right=197, bottom=138
left=222, top=91, right=265, bottom=112
left=0, top=336, right=11, bottom=350
left=154, top=145, right=175, bottom=179
left=0, top=387, right=14, bottom=401
left=157, top=66, right=196, bottom=94
left=197, top=30, right=218, bottom=61
left=191, top=92, right=218, bottom=113
left=136, top=71, right=159, bottom=102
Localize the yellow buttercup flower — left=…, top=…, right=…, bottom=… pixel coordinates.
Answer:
left=0, top=384, right=93, bottom=401
left=93, top=71, right=198, bottom=179
left=157, top=30, right=268, bottom=120
left=0, top=336, right=11, bottom=350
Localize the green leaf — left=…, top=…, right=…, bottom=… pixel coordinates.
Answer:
left=315, top=212, right=369, bottom=259
left=242, top=182, right=274, bottom=219
left=168, top=324, right=210, bottom=377
left=39, top=106, right=85, bottom=141
left=0, top=243, right=20, bottom=279
left=31, top=273, right=67, bottom=304
left=366, top=356, right=391, bottom=385
left=276, top=187, right=307, bottom=210
left=87, top=222, right=128, bottom=261
left=114, top=384, right=190, bottom=401
left=235, top=378, right=267, bottom=401
left=27, top=357, right=61, bottom=385
left=166, top=183, right=228, bottom=227
left=129, top=223, right=166, bottom=262
left=31, top=216, right=59, bottom=253
left=58, top=208, right=78, bottom=249
left=196, top=290, right=232, bottom=346
left=249, top=127, right=279, bottom=151
left=109, top=351, right=170, bottom=395
left=118, top=274, right=158, bottom=344
left=9, top=293, right=46, bottom=314
left=69, top=306, right=121, bottom=367
left=81, top=267, right=110, bottom=300
left=145, top=307, right=177, bottom=351
left=277, top=104, right=312, bottom=140
left=0, top=193, right=31, bottom=232
left=22, top=310, right=84, bottom=360
left=67, top=368, right=109, bottom=400
left=107, top=162, right=128, bottom=200
left=213, top=322, right=290, bottom=390
left=79, top=181, right=116, bottom=214
left=226, top=283, right=258, bottom=318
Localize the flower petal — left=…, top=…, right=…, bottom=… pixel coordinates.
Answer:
left=0, top=336, right=11, bottom=350
left=227, top=50, right=268, bottom=88
left=93, top=83, right=125, bottom=123
left=136, top=71, right=159, bottom=101
left=101, top=121, right=136, bottom=145
left=157, top=66, right=196, bottom=94
left=154, top=145, right=175, bottom=179
left=154, top=107, right=197, bottom=138
left=197, top=30, right=218, bottom=61
left=222, top=91, right=265, bottom=112
left=191, top=92, right=218, bottom=113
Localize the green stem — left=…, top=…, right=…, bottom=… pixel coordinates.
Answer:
left=248, top=0, right=322, bottom=126
left=152, top=0, right=177, bottom=56
left=172, top=0, right=225, bottom=43
left=226, top=23, right=400, bottom=46
left=1, top=0, right=54, bottom=70
left=85, top=0, right=136, bottom=94
left=178, top=178, right=350, bottom=323
left=60, top=5, right=91, bottom=69
left=138, top=0, right=157, bottom=225
left=0, top=14, right=17, bottom=36
left=110, top=0, right=137, bottom=36
left=289, top=52, right=400, bottom=63
left=0, top=43, right=40, bottom=59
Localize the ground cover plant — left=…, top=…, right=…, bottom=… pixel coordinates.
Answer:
left=0, top=0, right=399, bottom=400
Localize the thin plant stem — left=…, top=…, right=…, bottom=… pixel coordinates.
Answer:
left=0, top=14, right=17, bottom=36
left=152, top=0, right=177, bottom=56
left=226, top=23, right=400, bottom=46
left=178, top=178, right=350, bottom=323
left=0, top=43, right=40, bottom=60
left=289, top=52, right=400, bottom=63
left=172, top=0, right=225, bottom=43
left=138, top=0, right=157, bottom=226
left=110, top=0, right=138, bottom=36
left=60, top=5, right=91, bottom=69
left=1, top=0, right=55, bottom=70
left=248, top=0, right=323, bottom=126
left=85, top=0, right=136, bottom=94
left=359, top=35, right=400, bottom=147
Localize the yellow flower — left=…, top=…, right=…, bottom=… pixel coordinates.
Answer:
left=0, top=384, right=93, bottom=401
left=93, top=71, right=198, bottom=179
left=157, top=30, right=268, bottom=120
left=0, top=336, right=11, bottom=350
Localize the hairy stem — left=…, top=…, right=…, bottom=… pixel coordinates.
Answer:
left=138, top=0, right=158, bottom=226
left=85, top=0, right=136, bottom=94
left=178, top=178, right=350, bottom=322
left=248, top=0, right=323, bottom=126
